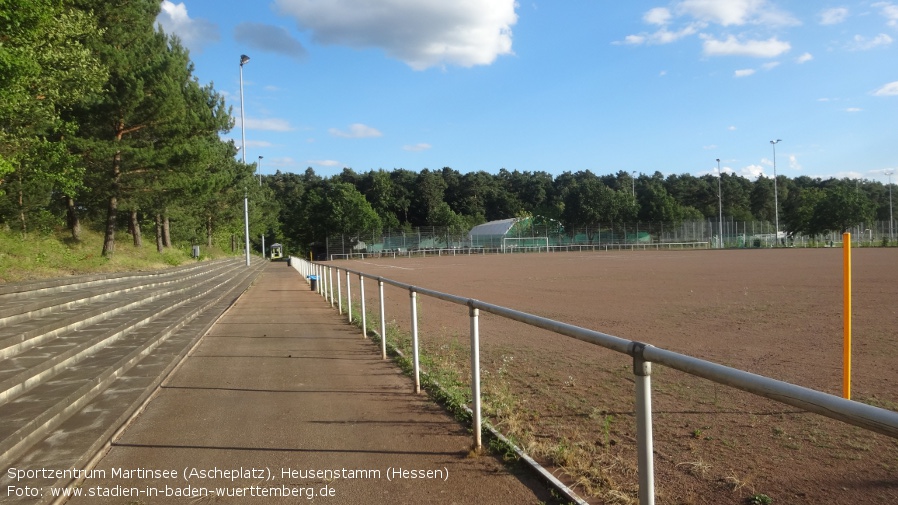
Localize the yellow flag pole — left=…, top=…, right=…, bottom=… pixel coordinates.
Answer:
left=842, top=232, right=851, bottom=400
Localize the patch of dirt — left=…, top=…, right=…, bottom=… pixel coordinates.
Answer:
left=335, top=249, right=898, bottom=504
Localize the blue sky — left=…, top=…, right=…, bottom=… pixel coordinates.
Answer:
left=157, top=1, right=898, bottom=183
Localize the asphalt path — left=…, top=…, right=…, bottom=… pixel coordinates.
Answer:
left=64, top=263, right=552, bottom=504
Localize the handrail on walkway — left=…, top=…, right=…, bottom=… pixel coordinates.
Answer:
left=289, top=256, right=898, bottom=505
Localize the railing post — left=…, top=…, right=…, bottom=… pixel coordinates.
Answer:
left=346, top=270, right=352, bottom=323
left=336, top=267, right=343, bottom=315
left=631, top=342, right=655, bottom=505
left=359, top=274, right=367, bottom=338
left=410, top=288, right=420, bottom=394
left=328, top=266, right=334, bottom=307
left=469, top=302, right=482, bottom=450
left=322, top=265, right=328, bottom=298
left=378, top=278, right=387, bottom=360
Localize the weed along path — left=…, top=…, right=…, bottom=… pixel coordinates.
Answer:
left=63, top=263, right=553, bottom=505
left=333, top=249, right=898, bottom=505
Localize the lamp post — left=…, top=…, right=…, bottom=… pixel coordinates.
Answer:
left=258, top=155, right=263, bottom=186
left=240, top=54, right=251, bottom=266
left=631, top=171, right=636, bottom=197
left=770, top=139, right=782, bottom=246
left=886, top=170, right=895, bottom=244
left=716, top=159, right=723, bottom=249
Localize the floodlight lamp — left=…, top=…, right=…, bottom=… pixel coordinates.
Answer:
left=240, top=54, right=250, bottom=65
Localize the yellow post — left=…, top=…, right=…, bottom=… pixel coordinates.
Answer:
left=842, top=232, right=851, bottom=399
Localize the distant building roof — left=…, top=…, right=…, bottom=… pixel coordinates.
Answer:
left=469, top=218, right=519, bottom=236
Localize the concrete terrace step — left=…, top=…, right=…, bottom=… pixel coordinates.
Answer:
left=0, top=260, right=251, bottom=405
left=0, top=259, right=265, bottom=493
left=0, top=260, right=242, bottom=360
left=0, top=259, right=226, bottom=299
left=0, top=259, right=240, bottom=327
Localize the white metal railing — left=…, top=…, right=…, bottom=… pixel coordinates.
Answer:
left=289, top=257, right=898, bottom=505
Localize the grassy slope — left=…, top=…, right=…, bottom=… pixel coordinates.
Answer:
left=0, top=228, right=242, bottom=284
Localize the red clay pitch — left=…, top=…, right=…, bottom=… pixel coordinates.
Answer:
left=338, top=248, right=898, bottom=505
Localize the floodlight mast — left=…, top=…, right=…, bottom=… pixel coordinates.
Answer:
left=770, top=139, right=782, bottom=246
left=717, top=159, right=723, bottom=249
left=886, top=170, right=895, bottom=243
left=240, top=54, right=251, bottom=266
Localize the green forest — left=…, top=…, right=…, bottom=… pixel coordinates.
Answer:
left=1, top=1, right=894, bottom=262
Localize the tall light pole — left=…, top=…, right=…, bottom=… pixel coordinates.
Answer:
left=886, top=170, right=895, bottom=244
left=631, top=171, right=636, bottom=197
left=770, top=139, right=782, bottom=246
left=258, top=155, right=265, bottom=259
left=240, top=54, right=251, bottom=266
left=717, top=159, right=723, bottom=249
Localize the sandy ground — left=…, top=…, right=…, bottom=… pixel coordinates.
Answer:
left=333, top=248, right=898, bottom=504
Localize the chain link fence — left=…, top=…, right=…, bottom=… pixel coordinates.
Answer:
left=324, top=220, right=897, bottom=259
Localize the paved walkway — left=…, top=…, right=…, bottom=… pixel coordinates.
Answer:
left=66, top=263, right=551, bottom=504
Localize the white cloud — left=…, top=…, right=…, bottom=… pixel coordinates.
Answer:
left=644, top=7, right=673, bottom=25
left=235, top=117, right=295, bottom=131
left=761, top=61, right=780, bottom=70
left=235, top=23, right=307, bottom=60
left=274, top=0, right=517, bottom=70
left=741, top=164, right=766, bottom=179
left=796, top=52, right=813, bottom=63
left=874, top=2, right=898, bottom=27
left=676, top=0, right=798, bottom=27
left=616, top=23, right=700, bottom=46
left=832, top=170, right=863, bottom=179
left=269, top=157, right=297, bottom=167
left=155, top=1, right=219, bottom=52
left=789, top=155, right=802, bottom=171
left=620, top=34, right=647, bottom=45
left=702, top=35, right=791, bottom=57
left=329, top=123, right=383, bottom=138
left=819, top=7, right=849, bottom=25
left=402, top=143, right=432, bottom=152
left=308, top=159, right=341, bottom=167
left=654, top=24, right=702, bottom=44
left=728, top=125, right=737, bottom=131
left=848, top=33, right=893, bottom=51
left=845, top=107, right=863, bottom=112
left=734, top=68, right=756, bottom=77
left=873, top=81, right=898, bottom=96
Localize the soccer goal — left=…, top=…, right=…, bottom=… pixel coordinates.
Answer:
left=501, top=236, right=550, bottom=253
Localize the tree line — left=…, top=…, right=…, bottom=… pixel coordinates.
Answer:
left=268, top=166, right=892, bottom=254
left=1, top=2, right=890, bottom=259
left=0, top=0, right=278, bottom=255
